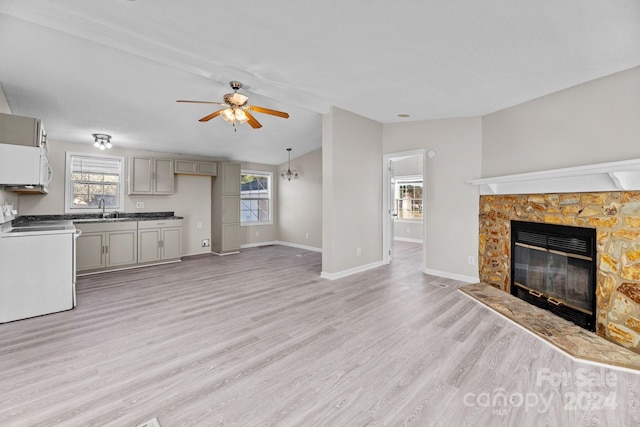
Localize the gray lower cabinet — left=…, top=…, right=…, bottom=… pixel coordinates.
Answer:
left=76, top=222, right=138, bottom=272
left=75, top=219, right=182, bottom=273
left=138, top=219, right=183, bottom=263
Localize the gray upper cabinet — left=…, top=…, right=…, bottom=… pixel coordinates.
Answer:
left=0, top=112, right=46, bottom=147
left=129, top=157, right=174, bottom=195
left=174, top=159, right=217, bottom=176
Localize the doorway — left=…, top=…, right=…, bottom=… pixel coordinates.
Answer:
left=382, top=149, right=427, bottom=270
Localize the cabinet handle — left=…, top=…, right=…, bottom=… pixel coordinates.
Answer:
left=105, top=245, right=109, bottom=254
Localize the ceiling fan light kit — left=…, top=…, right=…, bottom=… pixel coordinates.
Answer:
left=281, top=148, right=299, bottom=181
left=177, top=81, right=289, bottom=130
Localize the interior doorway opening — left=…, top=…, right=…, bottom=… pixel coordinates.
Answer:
left=383, top=149, right=427, bottom=271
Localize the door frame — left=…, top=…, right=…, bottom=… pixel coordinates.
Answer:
left=382, top=149, right=427, bottom=270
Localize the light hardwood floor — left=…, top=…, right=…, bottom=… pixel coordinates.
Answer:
left=1, top=242, right=639, bottom=426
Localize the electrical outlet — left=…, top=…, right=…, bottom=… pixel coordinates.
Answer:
left=356, top=248, right=362, bottom=256
left=468, top=256, right=475, bottom=265
left=305, top=232, right=309, bottom=239
left=136, top=201, right=144, bottom=209
left=201, top=239, right=210, bottom=247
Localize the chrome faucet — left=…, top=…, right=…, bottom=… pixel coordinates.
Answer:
left=98, top=198, right=107, bottom=218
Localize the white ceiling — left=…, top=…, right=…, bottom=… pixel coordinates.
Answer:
left=1, top=0, right=639, bottom=165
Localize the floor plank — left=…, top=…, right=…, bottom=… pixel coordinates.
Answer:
left=0, top=242, right=639, bottom=426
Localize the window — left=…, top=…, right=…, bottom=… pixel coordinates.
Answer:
left=65, top=152, right=125, bottom=213
left=241, top=171, right=272, bottom=224
left=395, top=177, right=423, bottom=220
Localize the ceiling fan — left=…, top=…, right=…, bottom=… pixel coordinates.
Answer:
left=177, top=81, right=289, bottom=129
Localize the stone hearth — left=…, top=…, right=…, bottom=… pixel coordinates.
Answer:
left=460, top=282, right=640, bottom=371
left=479, top=192, right=640, bottom=354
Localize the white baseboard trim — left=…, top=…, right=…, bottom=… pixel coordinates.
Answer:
left=275, top=241, right=322, bottom=253
left=423, top=268, right=479, bottom=283
left=241, top=241, right=278, bottom=249
left=393, top=237, right=423, bottom=244
left=321, top=260, right=384, bottom=280
left=211, top=251, right=240, bottom=256
left=239, top=241, right=322, bottom=252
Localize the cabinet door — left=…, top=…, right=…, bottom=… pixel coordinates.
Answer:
left=222, top=195, right=240, bottom=223
left=76, top=232, right=105, bottom=271
left=0, top=113, right=40, bottom=146
left=130, top=157, right=153, bottom=194
left=154, top=158, right=174, bottom=194
left=106, top=230, right=138, bottom=267
left=138, top=229, right=161, bottom=263
left=222, top=162, right=241, bottom=195
left=174, top=160, right=197, bottom=174
left=161, top=227, right=182, bottom=259
left=222, top=223, right=240, bottom=252
left=197, top=162, right=217, bottom=176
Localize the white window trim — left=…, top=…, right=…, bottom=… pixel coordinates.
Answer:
left=64, top=151, right=126, bottom=214
left=240, top=169, right=273, bottom=226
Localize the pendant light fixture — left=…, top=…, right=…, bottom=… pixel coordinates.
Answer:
left=93, top=133, right=112, bottom=150
left=281, top=148, right=299, bottom=181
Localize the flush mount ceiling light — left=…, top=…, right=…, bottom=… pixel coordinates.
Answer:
left=281, top=148, right=299, bottom=181
left=92, top=133, right=112, bottom=150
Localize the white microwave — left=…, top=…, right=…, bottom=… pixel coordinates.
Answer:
left=0, top=143, right=52, bottom=192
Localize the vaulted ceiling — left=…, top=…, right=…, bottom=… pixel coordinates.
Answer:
left=1, top=1, right=638, bottom=165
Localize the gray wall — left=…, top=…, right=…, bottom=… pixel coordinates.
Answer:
left=278, top=148, right=322, bottom=250
left=482, top=66, right=640, bottom=177
left=322, top=107, right=383, bottom=275
left=383, top=117, right=482, bottom=280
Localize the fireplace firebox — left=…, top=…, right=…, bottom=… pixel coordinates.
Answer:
left=510, top=220, right=597, bottom=331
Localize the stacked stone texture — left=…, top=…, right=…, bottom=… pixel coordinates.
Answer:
left=479, top=192, right=640, bottom=353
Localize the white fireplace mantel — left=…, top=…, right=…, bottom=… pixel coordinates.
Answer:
left=469, top=158, right=640, bottom=195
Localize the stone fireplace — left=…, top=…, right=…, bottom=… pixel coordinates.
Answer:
left=478, top=191, right=640, bottom=354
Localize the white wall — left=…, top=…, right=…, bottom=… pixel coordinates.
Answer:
left=383, top=117, right=482, bottom=280
left=278, top=148, right=322, bottom=250
left=323, top=107, right=383, bottom=276
left=482, top=66, right=640, bottom=177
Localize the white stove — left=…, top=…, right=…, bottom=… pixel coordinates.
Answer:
left=0, top=207, right=79, bottom=323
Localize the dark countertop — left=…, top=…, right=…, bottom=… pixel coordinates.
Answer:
left=14, top=212, right=183, bottom=225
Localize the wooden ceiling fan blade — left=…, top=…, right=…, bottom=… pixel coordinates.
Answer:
left=177, top=100, right=226, bottom=105
left=244, top=110, right=263, bottom=128
left=247, top=105, right=289, bottom=119
left=198, top=109, right=224, bottom=122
